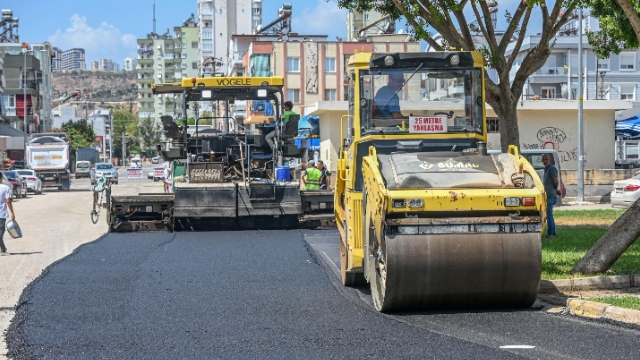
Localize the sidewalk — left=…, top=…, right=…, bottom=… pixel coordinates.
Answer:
left=539, top=275, right=640, bottom=325
left=555, top=202, right=613, bottom=211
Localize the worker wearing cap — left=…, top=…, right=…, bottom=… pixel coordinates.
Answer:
left=266, top=101, right=297, bottom=150
left=302, top=160, right=321, bottom=191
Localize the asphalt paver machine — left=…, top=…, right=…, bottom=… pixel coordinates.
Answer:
left=103, top=76, right=334, bottom=232
left=335, top=51, right=547, bottom=312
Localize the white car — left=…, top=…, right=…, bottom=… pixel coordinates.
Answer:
left=16, top=170, right=43, bottom=194
left=611, top=173, right=640, bottom=208
left=91, top=163, right=119, bottom=185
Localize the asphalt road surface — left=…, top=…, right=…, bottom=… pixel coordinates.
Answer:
left=6, top=229, right=640, bottom=359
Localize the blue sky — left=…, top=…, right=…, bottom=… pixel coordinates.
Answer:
left=9, top=0, right=541, bottom=65
left=8, top=0, right=351, bottom=65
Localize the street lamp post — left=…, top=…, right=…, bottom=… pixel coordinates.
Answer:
left=21, top=42, right=29, bottom=162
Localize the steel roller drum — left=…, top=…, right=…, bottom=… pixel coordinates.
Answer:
left=369, top=233, right=541, bottom=312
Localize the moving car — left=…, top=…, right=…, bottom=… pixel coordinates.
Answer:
left=611, top=172, right=640, bottom=208
left=2, top=170, right=27, bottom=198
left=151, top=156, right=161, bottom=164
left=16, top=169, right=43, bottom=194
left=91, top=163, right=119, bottom=185
left=489, top=149, right=566, bottom=205
left=75, top=161, right=92, bottom=178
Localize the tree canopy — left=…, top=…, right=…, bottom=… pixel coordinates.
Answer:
left=334, top=0, right=579, bottom=150
left=586, top=0, right=640, bottom=58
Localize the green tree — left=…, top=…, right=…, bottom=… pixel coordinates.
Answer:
left=112, top=109, right=139, bottom=160
left=138, top=115, right=163, bottom=149
left=586, top=0, right=640, bottom=58
left=62, top=120, right=96, bottom=166
left=333, top=0, right=579, bottom=150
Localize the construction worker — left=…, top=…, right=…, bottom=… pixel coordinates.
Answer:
left=301, top=160, right=321, bottom=190
left=266, top=101, right=297, bottom=150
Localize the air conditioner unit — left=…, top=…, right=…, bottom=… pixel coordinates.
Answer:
left=157, top=74, right=162, bottom=78
left=157, top=45, right=162, bottom=49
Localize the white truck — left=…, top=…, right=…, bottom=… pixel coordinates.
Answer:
left=26, top=133, right=71, bottom=191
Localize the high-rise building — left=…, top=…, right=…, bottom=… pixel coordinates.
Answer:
left=123, top=57, right=138, bottom=71
left=137, top=14, right=200, bottom=125
left=61, top=48, right=86, bottom=70
left=52, top=47, right=63, bottom=70
left=197, top=0, right=261, bottom=76
left=90, top=61, right=99, bottom=70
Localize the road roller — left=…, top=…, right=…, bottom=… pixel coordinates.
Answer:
left=335, top=51, right=546, bottom=312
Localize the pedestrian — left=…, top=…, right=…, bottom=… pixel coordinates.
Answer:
left=301, top=160, right=321, bottom=190
left=0, top=171, right=16, bottom=255
left=542, top=153, right=561, bottom=239
left=316, top=160, right=331, bottom=190
left=162, top=169, right=173, bottom=193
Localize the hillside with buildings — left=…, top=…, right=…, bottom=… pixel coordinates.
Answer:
left=52, top=70, right=138, bottom=104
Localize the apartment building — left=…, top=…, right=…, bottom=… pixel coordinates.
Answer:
left=52, top=47, right=63, bottom=70
left=123, top=57, right=138, bottom=72
left=346, top=10, right=393, bottom=41
left=61, top=48, right=86, bottom=70
left=137, top=15, right=200, bottom=125
left=0, top=42, right=55, bottom=133
left=90, top=59, right=119, bottom=72
left=198, top=0, right=261, bottom=76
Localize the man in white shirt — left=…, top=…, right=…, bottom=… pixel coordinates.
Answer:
left=0, top=171, right=16, bottom=255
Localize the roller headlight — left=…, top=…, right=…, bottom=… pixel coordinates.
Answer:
left=450, top=54, right=460, bottom=66
left=408, top=198, right=424, bottom=208
left=504, top=197, right=520, bottom=207
left=392, top=199, right=406, bottom=208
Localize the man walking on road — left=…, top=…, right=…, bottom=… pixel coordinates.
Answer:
left=542, top=153, right=561, bottom=239
left=0, top=171, right=16, bottom=255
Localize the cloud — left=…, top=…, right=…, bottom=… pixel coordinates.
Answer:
left=291, top=0, right=347, bottom=37
left=47, top=14, right=136, bottom=63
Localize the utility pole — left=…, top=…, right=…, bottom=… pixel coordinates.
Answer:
left=109, top=110, right=114, bottom=164
left=21, top=42, right=28, bottom=162
left=122, top=132, right=127, bottom=167
left=577, top=9, right=585, bottom=203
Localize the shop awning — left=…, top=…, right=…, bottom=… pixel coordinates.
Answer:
left=616, top=114, right=640, bottom=138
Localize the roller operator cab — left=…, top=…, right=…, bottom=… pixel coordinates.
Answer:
left=335, top=52, right=547, bottom=312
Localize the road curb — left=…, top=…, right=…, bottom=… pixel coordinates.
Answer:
left=566, top=299, right=640, bottom=325
left=539, top=274, right=639, bottom=293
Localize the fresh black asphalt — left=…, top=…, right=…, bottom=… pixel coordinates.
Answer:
left=6, top=230, right=640, bottom=359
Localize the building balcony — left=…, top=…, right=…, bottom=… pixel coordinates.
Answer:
left=533, top=66, right=568, bottom=76
left=138, top=87, right=153, bottom=94
left=138, top=78, right=154, bottom=84
left=139, top=97, right=154, bottom=103
left=138, top=58, right=154, bottom=65
left=174, top=47, right=182, bottom=53
left=139, top=106, right=155, bottom=113
left=138, top=68, right=154, bottom=74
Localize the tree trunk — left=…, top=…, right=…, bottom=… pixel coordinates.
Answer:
left=571, top=198, right=640, bottom=274
left=489, top=97, right=521, bottom=152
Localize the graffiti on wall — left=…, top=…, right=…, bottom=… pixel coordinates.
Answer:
left=522, top=127, right=577, bottom=163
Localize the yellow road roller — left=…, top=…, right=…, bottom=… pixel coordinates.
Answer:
left=335, top=51, right=546, bottom=312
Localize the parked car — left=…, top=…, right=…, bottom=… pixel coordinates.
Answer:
left=151, top=156, right=161, bottom=164
left=16, top=169, right=43, bottom=194
left=91, top=163, right=119, bottom=185
left=131, top=159, right=141, bottom=168
left=488, top=149, right=566, bottom=204
left=611, top=172, right=640, bottom=208
left=1, top=176, right=15, bottom=199
left=2, top=170, right=27, bottom=198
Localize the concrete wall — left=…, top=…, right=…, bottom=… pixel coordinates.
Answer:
left=487, top=107, right=620, bottom=170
